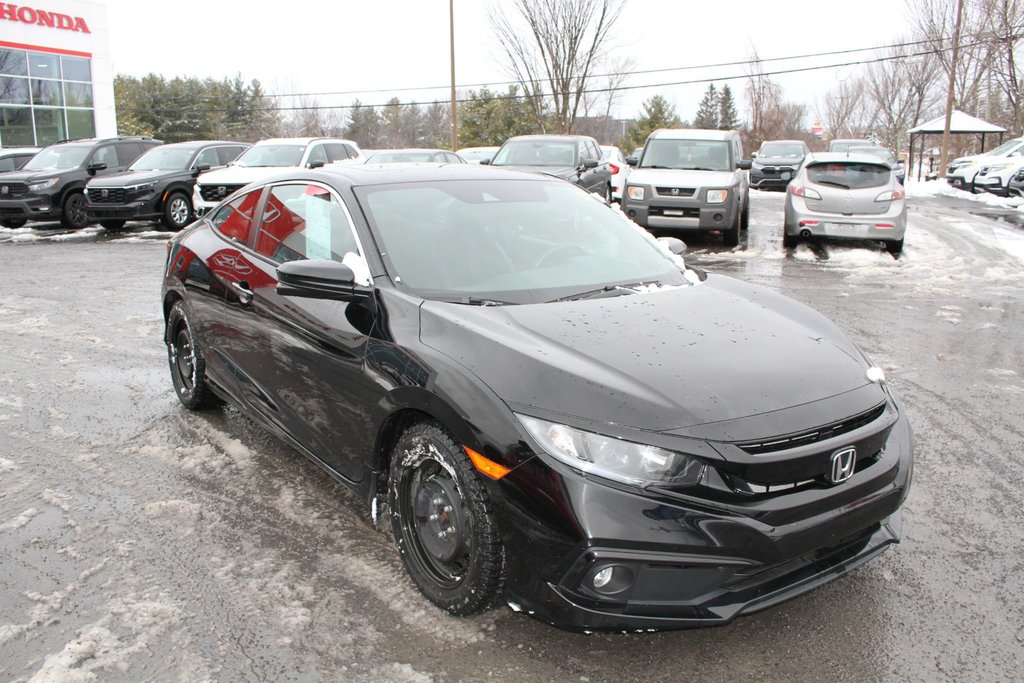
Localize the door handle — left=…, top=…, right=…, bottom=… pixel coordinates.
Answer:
left=231, top=280, right=253, bottom=305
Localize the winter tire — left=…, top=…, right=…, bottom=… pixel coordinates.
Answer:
left=1, top=219, right=27, bottom=229
left=389, top=421, right=504, bottom=616
left=723, top=209, right=741, bottom=247
left=783, top=232, right=798, bottom=249
left=166, top=300, right=222, bottom=410
left=162, top=192, right=193, bottom=231
left=61, top=192, right=90, bottom=229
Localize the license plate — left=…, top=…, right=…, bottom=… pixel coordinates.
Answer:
left=824, top=222, right=870, bottom=236
left=663, top=209, right=684, bottom=216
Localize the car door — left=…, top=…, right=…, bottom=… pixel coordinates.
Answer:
left=88, top=144, right=120, bottom=177
left=580, top=139, right=606, bottom=193
left=216, top=181, right=377, bottom=481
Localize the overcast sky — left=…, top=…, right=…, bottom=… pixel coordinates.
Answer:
left=98, top=0, right=916, bottom=125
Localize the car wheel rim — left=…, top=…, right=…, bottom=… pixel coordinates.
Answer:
left=170, top=198, right=189, bottom=226
left=172, top=328, right=195, bottom=391
left=402, top=459, right=471, bottom=587
left=69, top=197, right=86, bottom=225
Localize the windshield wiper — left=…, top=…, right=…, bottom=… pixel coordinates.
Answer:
left=552, top=281, right=658, bottom=302
left=447, top=297, right=515, bottom=306
left=816, top=180, right=851, bottom=189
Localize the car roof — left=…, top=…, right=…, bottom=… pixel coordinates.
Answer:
left=804, top=152, right=893, bottom=165
left=650, top=129, right=737, bottom=140
left=249, top=162, right=564, bottom=189
left=504, top=135, right=589, bottom=143
left=253, top=137, right=357, bottom=146
left=368, top=148, right=454, bottom=154
left=760, top=139, right=806, bottom=146
left=153, top=140, right=249, bottom=151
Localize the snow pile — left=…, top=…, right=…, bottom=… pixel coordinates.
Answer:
left=1, top=226, right=104, bottom=243
left=905, top=178, right=1023, bottom=209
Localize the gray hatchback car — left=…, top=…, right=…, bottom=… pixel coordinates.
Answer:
left=783, top=153, right=907, bottom=255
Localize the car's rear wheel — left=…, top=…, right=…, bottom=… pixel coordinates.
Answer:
left=61, top=192, right=90, bottom=229
left=389, top=421, right=504, bottom=616
left=886, top=238, right=904, bottom=257
left=100, top=220, right=126, bottom=231
left=0, top=219, right=26, bottom=229
left=166, top=300, right=222, bottom=410
left=604, top=184, right=612, bottom=205
left=162, top=192, right=193, bottom=231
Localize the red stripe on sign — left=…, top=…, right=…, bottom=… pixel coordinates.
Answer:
left=0, top=40, right=91, bottom=58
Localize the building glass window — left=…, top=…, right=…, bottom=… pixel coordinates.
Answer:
left=0, top=47, right=94, bottom=146
left=0, top=106, right=34, bottom=146
left=33, top=108, right=67, bottom=144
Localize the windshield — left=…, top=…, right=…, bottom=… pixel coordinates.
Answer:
left=806, top=162, right=891, bottom=189
left=491, top=140, right=578, bottom=167
left=367, top=151, right=443, bottom=163
left=458, top=148, right=495, bottom=162
left=758, top=143, right=804, bottom=158
left=984, top=139, right=1024, bottom=157
left=234, top=144, right=305, bottom=168
left=357, top=179, right=689, bottom=304
left=639, top=139, right=732, bottom=171
left=23, top=146, right=89, bottom=171
left=129, top=147, right=194, bottom=171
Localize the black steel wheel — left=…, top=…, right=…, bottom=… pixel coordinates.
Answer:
left=887, top=238, right=904, bottom=258
left=162, top=192, right=193, bottom=231
left=389, top=421, right=504, bottom=615
left=60, top=192, right=90, bottom=229
left=166, top=300, right=221, bottom=410
left=0, top=219, right=26, bottom=229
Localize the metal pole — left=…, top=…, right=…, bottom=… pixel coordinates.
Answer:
left=449, top=0, right=458, bottom=152
left=938, top=0, right=965, bottom=179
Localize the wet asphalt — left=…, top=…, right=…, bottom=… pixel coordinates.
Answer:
left=0, top=192, right=1022, bottom=682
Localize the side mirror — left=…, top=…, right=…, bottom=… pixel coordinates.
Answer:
left=192, top=163, right=211, bottom=177
left=87, top=162, right=107, bottom=175
left=657, top=236, right=687, bottom=256
left=479, top=158, right=491, bottom=165
left=737, top=160, right=752, bottom=170
left=307, top=159, right=326, bottom=169
left=582, top=158, right=599, bottom=170
left=625, top=156, right=638, bottom=167
left=276, top=259, right=370, bottom=302
left=751, top=152, right=759, bottom=159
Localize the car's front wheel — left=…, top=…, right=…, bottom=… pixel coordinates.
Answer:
left=162, top=192, right=193, bottom=231
left=389, top=421, right=504, bottom=616
left=61, top=192, right=90, bottom=229
left=0, top=219, right=27, bottom=229
left=166, top=300, right=222, bottom=410
left=723, top=209, right=741, bottom=247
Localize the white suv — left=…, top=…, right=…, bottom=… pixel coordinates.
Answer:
left=193, top=137, right=364, bottom=215
left=946, top=136, right=1024, bottom=192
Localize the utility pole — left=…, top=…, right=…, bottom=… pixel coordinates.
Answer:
left=449, top=0, right=458, bottom=152
left=938, top=0, right=965, bottom=178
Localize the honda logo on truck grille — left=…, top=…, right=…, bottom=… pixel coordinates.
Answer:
left=829, top=447, right=857, bottom=484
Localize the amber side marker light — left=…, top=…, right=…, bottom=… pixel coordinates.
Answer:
left=464, top=446, right=511, bottom=480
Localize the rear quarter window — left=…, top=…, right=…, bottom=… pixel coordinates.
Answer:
left=806, top=162, right=891, bottom=189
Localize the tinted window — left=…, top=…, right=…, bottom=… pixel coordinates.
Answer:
left=115, top=142, right=144, bottom=166
left=307, top=145, right=328, bottom=165
left=492, top=140, right=578, bottom=167
left=60, top=56, right=91, bottom=82
left=0, top=76, right=30, bottom=104
left=192, top=147, right=220, bottom=169
left=255, top=184, right=360, bottom=264
left=640, top=139, right=731, bottom=172
left=91, top=145, right=118, bottom=168
left=325, top=143, right=350, bottom=162
left=806, top=162, right=891, bottom=189
left=131, top=146, right=192, bottom=171
left=0, top=157, right=16, bottom=171
left=0, top=49, right=27, bottom=76
left=217, top=146, right=246, bottom=165
left=212, top=189, right=262, bottom=243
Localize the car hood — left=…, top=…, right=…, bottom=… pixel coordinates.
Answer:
left=87, top=169, right=184, bottom=187
left=490, top=164, right=577, bottom=180
left=196, top=166, right=288, bottom=185
left=628, top=168, right=736, bottom=187
left=0, top=170, right=64, bottom=184
left=419, top=274, right=881, bottom=440
left=754, top=156, right=803, bottom=167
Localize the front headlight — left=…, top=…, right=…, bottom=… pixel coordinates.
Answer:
left=706, top=189, right=729, bottom=204
left=126, top=182, right=157, bottom=193
left=27, top=178, right=59, bottom=192
left=517, top=414, right=706, bottom=487
left=985, top=163, right=1011, bottom=173
left=626, top=185, right=645, bottom=201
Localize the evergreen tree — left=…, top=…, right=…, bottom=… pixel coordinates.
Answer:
left=621, top=95, right=683, bottom=151
left=344, top=99, right=383, bottom=148
left=693, top=84, right=720, bottom=129
left=718, top=84, right=740, bottom=130
left=457, top=86, right=539, bottom=147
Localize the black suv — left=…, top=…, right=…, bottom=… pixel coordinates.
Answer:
left=0, top=137, right=161, bottom=229
left=86, top=141, right=249, bottom=231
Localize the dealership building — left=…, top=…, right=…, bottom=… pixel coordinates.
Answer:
left=0, top=0, right=115, bottom=147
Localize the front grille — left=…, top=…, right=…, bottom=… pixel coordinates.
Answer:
left=735, top=403, right=887, bottom=455
left=759, top=165, right=796, bottom=176
left=87, top=187, right=128, bottom=204
left=649, top=206, right=700, bottom=218
left=0, top=182, right=28, bottom=198
left=199, top=184, right=244, bottom=202
left=654, top=186, right=695, bottom=197
left=726, top=449, right=883, bottom=497
left=0, top=206, right=25, bottom=216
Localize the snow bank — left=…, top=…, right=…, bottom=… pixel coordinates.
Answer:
left=904, top=178, right=1023, bottom=209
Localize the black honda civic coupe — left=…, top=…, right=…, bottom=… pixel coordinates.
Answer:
left=161, top=164, right=913, bottom=631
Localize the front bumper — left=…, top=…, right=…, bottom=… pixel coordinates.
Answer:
left=499, top=407, right=913, bottom=631
left=973, top=174, right=1011, bottom=196
left=86, top=195, right=161, bottom=222
left=750, top=167, right=795, bottom=190
left=784, top=196, right=906, bottom=243
left=622, top=194, right=737, bottom=232
left=0, top=193, right=61, bottom=221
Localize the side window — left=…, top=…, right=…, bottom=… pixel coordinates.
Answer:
left=91, top=145, right=118, bottom=167
left=193, top=147, right=220, bottom=169
left=343, top=144, right=358, bottom=159
left=115, top=142, right=144, bottom=166
left=325, top=143, right=349, bottom=162
left=211, top=189, right=262, bottom=243
left=218, top=146, right=246, bottom=165
left=255, top=184, right=363, bottom=274
left=0, top=157, right=15, bottom=172
left=445, top=152, right=461, bottom=163
left=307, top=145, right=328, bottom=166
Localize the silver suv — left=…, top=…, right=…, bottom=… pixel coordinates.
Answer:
left=623, top=129, right=751, bottom=245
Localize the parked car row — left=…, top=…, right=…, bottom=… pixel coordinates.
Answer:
left=947, top=136, right=1024, bottom=196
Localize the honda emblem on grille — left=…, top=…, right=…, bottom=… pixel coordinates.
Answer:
left=671, top=188, right=680, bottom=196
left=829, top=447, right=857, bottom=484
left=101, top=189, right=108, bottom=198
left=217, top=186, right=226, bottom=195
left=1, top=186, right=7, bottom=195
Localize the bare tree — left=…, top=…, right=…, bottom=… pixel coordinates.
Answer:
left=745, top=50, right=809, bottom=148
left=909, top=0, right=993, bottom=114
left=982, top=0, right=1023, bottom=133
left=867, top=43, right=942, bottom=152
left=491, top=0, right=624, bottom=133
left=819, top=76, right=876, bottom=141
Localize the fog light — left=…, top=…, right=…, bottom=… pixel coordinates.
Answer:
left=593, top=566, right=614, bottom=589
left=627, top=209, right=636, bottom=217
left=713, top=213, right=723, bottom=222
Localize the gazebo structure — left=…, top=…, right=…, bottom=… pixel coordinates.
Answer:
left=908, top=110, right=1006, bottom=180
